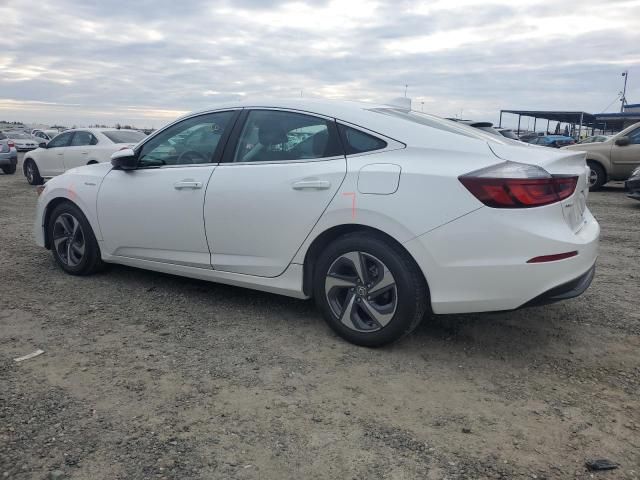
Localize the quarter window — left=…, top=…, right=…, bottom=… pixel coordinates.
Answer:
left=138, top=111, right=235, bottom=167
left=233, top=110, right=342, bottom=163
left=338, top=124, right=387, bottom=155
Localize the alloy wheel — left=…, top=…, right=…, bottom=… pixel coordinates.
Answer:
left=324, top=251, right=398, bottom=332
left=26, top=163, right=34, bottom=183
left=52, top=213, right=85, bottom=267
left=588, top=168, right=598, bottom=188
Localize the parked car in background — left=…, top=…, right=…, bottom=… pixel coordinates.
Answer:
left=23, top=128, right=146, bottom=185
left=31, top=129, right=58, bottom=143
left=526, top=135, right=576, bottom=148
left=0, top=132, right=18, bottom=174
left=4, top=131, right=39, bottom=151
left=625, top=166, right=640, bottom=201
left=449, top=120, right=522, bottom=141
left=579, top=135, right=610, bottom=144
left=519, top=132, right=544, bottom=143
left=563, top=121, right=640, bottom=190
left=497, top=128, right=520, bottom=140
left=33, top=99, right=598, bottom=347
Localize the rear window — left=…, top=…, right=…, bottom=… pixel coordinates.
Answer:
left=369, top=108, right=505, bottom=142
left=338, top=124, right=387, bottom=154
left=0, top=133, right=5, bottom=140
left=102, top=130, right=146, bottom=144
left=8, top=132, right=29, bottom=139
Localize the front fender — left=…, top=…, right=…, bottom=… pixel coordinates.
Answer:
left=34, top=179, right=103, bottom=249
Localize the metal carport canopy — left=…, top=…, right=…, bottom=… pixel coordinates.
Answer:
left=499, top=110, right=596, bottom=125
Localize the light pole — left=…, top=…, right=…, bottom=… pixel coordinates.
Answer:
left=621, top=71, right=629, bottom=113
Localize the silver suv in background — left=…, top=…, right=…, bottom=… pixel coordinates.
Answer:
left=0, top=132, right=18, bottom=175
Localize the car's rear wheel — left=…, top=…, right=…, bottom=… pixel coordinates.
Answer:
left=47, top=202, right=104, bottom=275
left=1, top=164, right=16, bottom=174
left=24, top=159, right=43, bottom=185
left=313, top=232, right=428, bottom=347
left=587, top=160, right=606, bottom=191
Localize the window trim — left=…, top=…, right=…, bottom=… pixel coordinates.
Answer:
left=133, top=109, right=241, bottom=170
left=220, top=108, right=345, bottom=165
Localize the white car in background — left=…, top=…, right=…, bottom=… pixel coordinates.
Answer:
left=4, top=131, right=40, bottom=151
left=33, top=99, right=599, bottom=347
left=23, top=128, right=146, bottom=185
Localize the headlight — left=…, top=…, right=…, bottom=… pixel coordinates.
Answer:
left=632, top=166, right=640, bottom=177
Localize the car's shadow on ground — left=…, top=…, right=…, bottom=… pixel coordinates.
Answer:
left=97, top=262, right=571, bottom=358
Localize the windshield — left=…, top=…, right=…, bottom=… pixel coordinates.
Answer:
left=102, top=130, right=146, bottom=144
left=368, top=108, right=506, bottom=143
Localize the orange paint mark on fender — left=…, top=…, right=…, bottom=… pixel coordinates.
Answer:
left=342, top=192, right=356, bottom=219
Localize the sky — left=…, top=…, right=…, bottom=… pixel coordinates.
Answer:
left=0, top=0, right=639, bottom=129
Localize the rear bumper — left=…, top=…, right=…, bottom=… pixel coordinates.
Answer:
left=521, top=263, right=595, bottom=308
left=403, top=203, right=600, bottom=314
left=0, top=153, right=17, bottom=166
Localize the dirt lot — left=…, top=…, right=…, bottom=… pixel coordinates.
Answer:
left=1, top=153, right=639, bottom=480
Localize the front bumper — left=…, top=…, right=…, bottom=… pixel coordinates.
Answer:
left=625, top=176, right=640, bottom=201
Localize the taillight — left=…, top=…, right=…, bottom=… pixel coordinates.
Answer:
left=8, top=141, right=15, bottom=148
left=459, top=162, right=578, bottom=208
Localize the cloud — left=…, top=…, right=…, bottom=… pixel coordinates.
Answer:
left=0, top=0, right=638, bottom=127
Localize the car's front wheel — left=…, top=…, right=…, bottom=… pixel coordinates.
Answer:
left=47, top=202, right=104, bottom=275
left=313, top=232, right=428, bottom=347
left=24, top=159, right=43, bottom=185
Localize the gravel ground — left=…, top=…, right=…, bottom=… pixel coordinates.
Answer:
left=1, top=153, right=639, bottom=480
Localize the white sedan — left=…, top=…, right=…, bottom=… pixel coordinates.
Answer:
left=23, top=128, right=146, bottom=185
left=33, top=99, right=599, bottom=347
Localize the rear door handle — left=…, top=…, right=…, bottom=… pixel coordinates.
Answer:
left=292, top=179, right=331, bottom=190
left=174, top=180, right=203, bottom=190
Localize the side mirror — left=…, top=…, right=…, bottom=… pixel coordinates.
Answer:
left=39, top=142, right=47, bottom=148
left=111, top=148, right=138, bottom=170
left=615, top=136, right=630, bottom=147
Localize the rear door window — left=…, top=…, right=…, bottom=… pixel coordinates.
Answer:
left=232, top=110, right=342, bottom=163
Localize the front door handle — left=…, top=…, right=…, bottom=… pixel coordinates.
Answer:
left=292, top=179, right=331, bottom=190
left=174, top=180, right=203, bottom=190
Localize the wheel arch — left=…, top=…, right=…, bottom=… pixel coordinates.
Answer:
left=301, top=223, right=430, bottom=300
left=42, top=197, right=86, bottom=249
left=22, top=155, right=37, bottom=174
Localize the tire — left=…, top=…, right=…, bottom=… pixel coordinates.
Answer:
left=24, top=159, right=43, bottom=185
left=1, top=163, right=16, bottom=175
left=47, top=202, right=104, bottom=275
left=313, top=232, right=428, bottom=347
left=587, top=161, right=606, bottom=191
